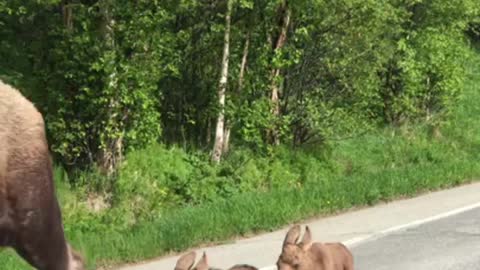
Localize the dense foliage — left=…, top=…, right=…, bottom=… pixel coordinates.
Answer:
left=1, top=0, right=478, bottom=217
left=1, top=0, right=478, bottom=226
left=1, top=0, right=478, bottom=168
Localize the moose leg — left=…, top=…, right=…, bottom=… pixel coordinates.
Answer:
left=13, top=199, right=70, bottom=270
left=8, top=155, right=70, bottom=270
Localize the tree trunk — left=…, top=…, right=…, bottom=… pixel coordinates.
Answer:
left=206, top=117, right=212, bottom=146
left=61, top=1, right=73, bottom=31
left=222, top=124, right=231, bottom=154
left=211, top=0, right=233, bottom=163
left=223, top=31, right=250, bottom=154
left=268, top=0, right=291, bottom=146
left=97, top=0, right=124, bottom=175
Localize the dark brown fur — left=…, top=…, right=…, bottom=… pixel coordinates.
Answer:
left=175, top=251, right=258, bottom=270
left=0, top=80, right=84, bottom=270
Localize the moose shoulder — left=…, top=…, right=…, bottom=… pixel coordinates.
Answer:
left=0, top=80, right=84, bottom=270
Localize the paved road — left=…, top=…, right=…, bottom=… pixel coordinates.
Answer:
left=352, top=206, right=480, bottom=270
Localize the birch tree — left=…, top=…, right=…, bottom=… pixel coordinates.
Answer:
left=268, top=0, right=291, bottom=145
left=212, top=0, right=233, bottom=163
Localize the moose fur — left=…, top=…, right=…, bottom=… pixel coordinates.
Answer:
left=277, top=225, right=353, bottom=270
left=175, top=251, right=258, bottom=270
left=0, top=80, right=84, bottom=270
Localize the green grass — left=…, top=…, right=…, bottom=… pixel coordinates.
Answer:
left=1, top=49, right=480, bottom=270
left=69, top=161, right=480, bottom=267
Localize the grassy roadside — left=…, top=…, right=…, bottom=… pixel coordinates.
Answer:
left=1, top=49, right=479, bottom=269
left=80, top=160, right=480, bottom=269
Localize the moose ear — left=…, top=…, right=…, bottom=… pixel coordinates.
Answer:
left=283, top=224, right=301, bottom=247
left=175, top=251, right=196, bottom=270
left=299, top=226, right=313, bottom=250
left=194, top=252, right=209, bottom=270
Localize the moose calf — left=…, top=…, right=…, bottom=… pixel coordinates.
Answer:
left=175, top=251, right=258, bottom=270
left=0, top=80, right=84, bottom=270
left=277, top=225, right=353, bottom=270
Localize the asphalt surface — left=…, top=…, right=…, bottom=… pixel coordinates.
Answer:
left=352, top=206, right=480, bottom=270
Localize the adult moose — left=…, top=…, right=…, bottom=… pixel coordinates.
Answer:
left=0, top=80, right=84, bottom=270
left=277, top=225, right=353, bottom=270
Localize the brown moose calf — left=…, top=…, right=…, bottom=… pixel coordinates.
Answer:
left=0, top=80, right=84, bottom=270
left=277, top=225, right=353, bottom=270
